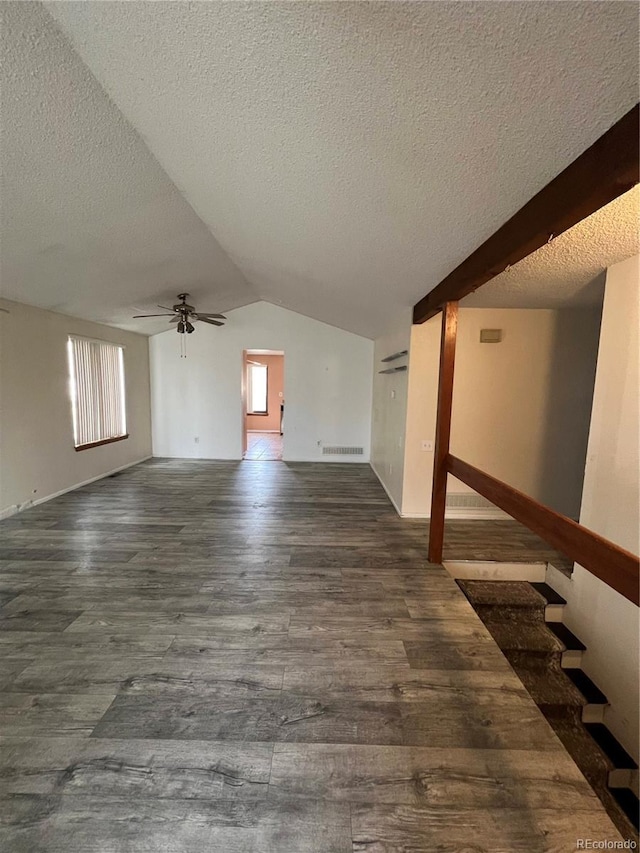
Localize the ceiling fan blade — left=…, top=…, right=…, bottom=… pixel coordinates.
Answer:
left=169, top=316, right=179, bottom=323
left=157, top=304, right=176, bottom=311
left=197, top=316, right=225, bottom=326
left=196, top=313, right=227, bottom=320
left=133, top=313, right=175, bottom=318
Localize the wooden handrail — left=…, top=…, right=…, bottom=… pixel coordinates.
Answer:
left=447, top=454, right=640, bottom=606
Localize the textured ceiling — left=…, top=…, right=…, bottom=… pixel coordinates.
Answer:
left=3, top=2, right=639, bottom=338
left=0, top=2, right=256, bottom=334
left=463, top=186, right=640, bottom=309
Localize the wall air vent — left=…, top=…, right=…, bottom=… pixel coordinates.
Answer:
left=446, top=493, right=495, bottom=509
left=322, top=446, right=364, bottom=456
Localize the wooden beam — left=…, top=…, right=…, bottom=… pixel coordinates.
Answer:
left=447, top=454, right=640, bottom=606
left=427, top=301, right=458, bottom=564
left=413, top=104, right=640, bottom=324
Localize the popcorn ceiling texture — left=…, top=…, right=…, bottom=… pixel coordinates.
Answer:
left=4, top=2, right=640, bottom=337
left=0, top=2, right=256, bottom=335
left=464, top=187, right=640, bottom=309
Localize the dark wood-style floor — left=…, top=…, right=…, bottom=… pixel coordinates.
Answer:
left=0, top=460, right=622, bottom=851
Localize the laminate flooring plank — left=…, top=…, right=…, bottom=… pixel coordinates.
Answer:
left=167, top=637, right=408, bottom=666
left=0, top=795, right=259, bottom=853
left=0, top=574, right=42, bottom=593
left=0, top=459, right=624, bottom=851
left=64, top=611, right=290, bottom=636
left=0, top=631, right=174, bottom=659
left=0, top=794, right=351, bottom=853
left=281, top=666, right=530, bottom=703
left=0, top=694, right=115, bottom=738
left=350, top=804, right=625, bottom=852
left=289, top=546, right=427, bottom=569
left=0, top=661, right=29, bottom=692
left=0, top=610, right=83, bottom=633
left=0, top=592, right=21, bottom=609
left=288, top=615, right=485, bottom=640
left=91, top=692, right=562, bottom=750
left=0, top=549, right=137, bottom=563
left=1, top=593, right=211, bottom=615
left=269, top=743, right=598, bottom=810
left=0, top=737, right=273, bottom=799
left=402, top=638, right=511, bottom=671
left=13, top=660, right=284, bottom=698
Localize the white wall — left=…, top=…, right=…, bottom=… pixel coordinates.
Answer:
left=0, top=299, right=152, bottom=517
left=150, top=301, right=373, bottom=462
left=370, top=308, right=412, bottom=511
left=401, top=307, right=600, bottom=518
left=401, top=313, right=439, bottom=516
left=561, top=255, right=639, bottom=761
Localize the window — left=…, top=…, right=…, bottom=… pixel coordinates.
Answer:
left=67, top=336, right=127, bottom=450
left=247, top=362, right=268, bottom=414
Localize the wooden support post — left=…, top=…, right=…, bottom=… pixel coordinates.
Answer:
left=428, top=301, right=458, bottom=564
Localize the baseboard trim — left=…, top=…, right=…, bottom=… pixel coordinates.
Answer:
left=401, top=507, right=511, bottom=520
left=369, top=463, right=511, bottom=521
left=0, top=456, right=152, bottom=520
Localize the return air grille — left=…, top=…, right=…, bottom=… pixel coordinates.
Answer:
left=322, top=446, right=364, bottom=455
left=446, top=493, right=494, bottom=509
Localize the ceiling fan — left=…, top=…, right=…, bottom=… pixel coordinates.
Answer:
left=133, top=293, right=226, bottom=334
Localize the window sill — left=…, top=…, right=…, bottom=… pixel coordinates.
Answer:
left=74, top=434, right=129, bottom=452
left=247, top=412, right=269, bottom=416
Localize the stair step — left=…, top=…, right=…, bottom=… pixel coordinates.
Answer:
left=545, top=710, right=639, bottom=840
left=561, top=648, right=584, bottom=668
left=507, top=658, right=585, bottom=707
left=585, top=723, right=638, bottom=770
left=609, top=768, right=640, bottom=794
left=611, top=787, right=640, bottom=832
left=530, top=582, right=567, bottom=606
left=483, top=620, right=563, bottom=654
left=457, top=580, right=545, bottom=609
left=548, top=622, right=586, bottom=651
left=564, top=669, right=608, bottom=705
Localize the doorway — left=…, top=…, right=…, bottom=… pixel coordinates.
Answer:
left=242, top=350, right=284, bottom=461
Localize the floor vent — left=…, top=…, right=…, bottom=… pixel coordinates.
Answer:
left=322, top=446, right=364, bottom=456
left=446, top=492, right=495, bottom=509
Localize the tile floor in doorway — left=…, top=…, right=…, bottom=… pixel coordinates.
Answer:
left=244, top=431, right=283, bottom=461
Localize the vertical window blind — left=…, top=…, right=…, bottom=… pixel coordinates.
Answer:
left=68, top=336, right=127, bottom=448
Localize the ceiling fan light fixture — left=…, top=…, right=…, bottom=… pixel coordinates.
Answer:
left=132, top=293, right=226, bottom=338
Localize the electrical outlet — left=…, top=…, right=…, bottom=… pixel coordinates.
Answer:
left=390, top=389, right=396, bottom=399
left=194, top=436, right=200, bottom=444
left=421, top=440, right=434, bottom=452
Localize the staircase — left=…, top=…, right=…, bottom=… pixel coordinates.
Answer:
left=458, top=579, right=639, bottom=841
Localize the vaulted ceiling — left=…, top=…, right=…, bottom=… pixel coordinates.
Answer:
left=1, top=1, right=638, bottom=337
